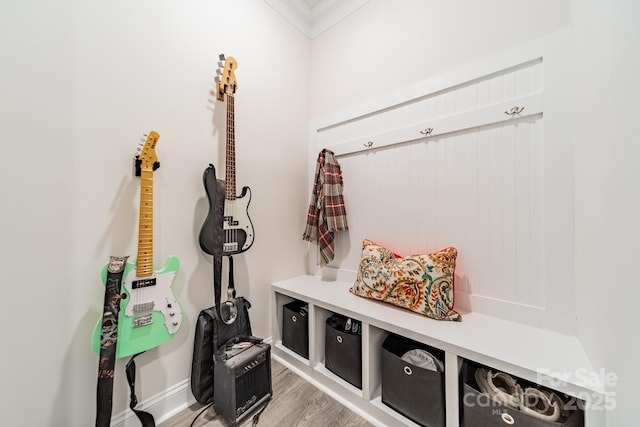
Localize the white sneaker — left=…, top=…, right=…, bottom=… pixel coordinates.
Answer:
left=474, top=367, right=522, bottom=409
left=474, top=367, right=564, bottom=422
left=520, top=387, right=562, bottom=422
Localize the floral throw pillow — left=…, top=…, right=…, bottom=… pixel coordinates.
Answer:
left=350, top=239, right=461, bottom=321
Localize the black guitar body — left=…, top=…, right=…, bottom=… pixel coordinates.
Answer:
left=199, top=164, right=224, bottom=256
left=199, top=165, right=254, bottom=256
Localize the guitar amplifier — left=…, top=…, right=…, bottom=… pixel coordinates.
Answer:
left=214, top=341, right=272, bottom=426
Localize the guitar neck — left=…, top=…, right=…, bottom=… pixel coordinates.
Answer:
left=225, top=94, right=236, bottom=201
left=137, top=169, right=154, bottom=277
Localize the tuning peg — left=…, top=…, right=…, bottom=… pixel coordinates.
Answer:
left=219, top=53, right=225, bottom=60
left=217, top=61, right=224, bottom=68
left=214, top=76, right=221, bottom=83
left=216, top=68, right=222, bottom=75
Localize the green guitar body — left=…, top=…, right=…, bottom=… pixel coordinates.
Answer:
left=92, top=256, right=182, bottom=359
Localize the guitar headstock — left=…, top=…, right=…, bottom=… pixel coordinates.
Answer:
left=135, top=131, right=160, bottom=176
left=215, top=53, right=238, bottom=101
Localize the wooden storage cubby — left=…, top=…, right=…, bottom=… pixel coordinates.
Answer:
left=271, top=276, right=605, bottom=427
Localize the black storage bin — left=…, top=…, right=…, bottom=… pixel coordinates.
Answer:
left=325, top=313, right=362, bottom=389
left=381, top=333, right=445, bottom=427
left=460, top=360, right=584, bottom=427
left=282, top=300, right=309, bottom=359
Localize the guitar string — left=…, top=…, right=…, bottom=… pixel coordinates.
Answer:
left=137, top=172, right=149, bottom=317
left=137, top=168, right=154, bottom=322
left=228, top=94, right=237, bottom=252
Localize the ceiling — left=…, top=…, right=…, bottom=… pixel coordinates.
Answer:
left=264, top=0, right=369, bottom=39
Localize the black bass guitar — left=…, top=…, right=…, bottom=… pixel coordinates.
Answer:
left=200, top=54, right=254, bottom=256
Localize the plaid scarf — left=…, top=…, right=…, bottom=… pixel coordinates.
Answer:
left=303, top=149, right=348, bottom=266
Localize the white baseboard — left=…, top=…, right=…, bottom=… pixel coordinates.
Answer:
left=108, top=337, right=273, bottom=427
left=109, top=378, right=196, bottom=427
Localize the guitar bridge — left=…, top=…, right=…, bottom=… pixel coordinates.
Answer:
left=133, top=314, right=153, bottom=327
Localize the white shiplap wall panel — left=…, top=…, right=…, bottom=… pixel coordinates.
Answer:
left=317, top=61, right=544, bottom=151
left=309, top=31, right=573, bottom=333
left=336, top=114, right=545, bottom=300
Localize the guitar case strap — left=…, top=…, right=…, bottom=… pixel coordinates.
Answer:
left=214, top=255, right=236, bottom=314
left=95, top=256, right=129, bottom=427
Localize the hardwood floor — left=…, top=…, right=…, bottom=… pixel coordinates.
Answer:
left=161, top=359, right=374, bottom=427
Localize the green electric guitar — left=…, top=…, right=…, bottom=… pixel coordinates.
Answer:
left=92, top=131, right=182, bottom=358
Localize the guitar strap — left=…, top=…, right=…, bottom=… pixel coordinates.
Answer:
left=206, top=168, right=229, bottom=323
left=95, top=256, right=129, bottom=427
left=125, top=353, right=155, bottom=427
left=201, top=163, right=238, bottom=325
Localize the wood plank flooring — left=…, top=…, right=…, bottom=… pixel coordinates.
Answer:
left=161, top=359, right=374, bottom=427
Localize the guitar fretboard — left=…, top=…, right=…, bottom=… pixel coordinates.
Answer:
left=137, top=169, right=154, bottom=277
left=225, top=94, right=236, bottom=201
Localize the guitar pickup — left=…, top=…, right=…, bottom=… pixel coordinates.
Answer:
left=132, top=302, right=154, bottom=328
left=223, top=242, right=238, bottom=252
left=133, top=314, right=153, bottom=328
left=133, top=302, right=154, bottom=314
left=132, top=278, right=156, bottom=289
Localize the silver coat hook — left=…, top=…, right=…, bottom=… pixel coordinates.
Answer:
left=505, top=106, right=525, bottom=115
left=364, top=141, right=374, bottom=149
left=420, top=128, right=433, bottom=136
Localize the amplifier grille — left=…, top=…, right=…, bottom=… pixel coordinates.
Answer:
left=214, top=343, right=273, bottom=426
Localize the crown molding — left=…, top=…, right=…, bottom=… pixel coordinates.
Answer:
left=265, top=0, right=368, bottom=39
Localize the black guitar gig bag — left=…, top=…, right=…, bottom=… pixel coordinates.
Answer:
left=190, top=297, right=253, bottom=404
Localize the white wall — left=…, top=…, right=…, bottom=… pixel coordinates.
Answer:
left=571, top=0, right=640, bottom=424
left=307, top=0, right=575, bottom=320
left=310, top=0, right=571, bottom=119
left=308, top=0, right=574, bottom=320
left=0, top=1, right=309, bottom=425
